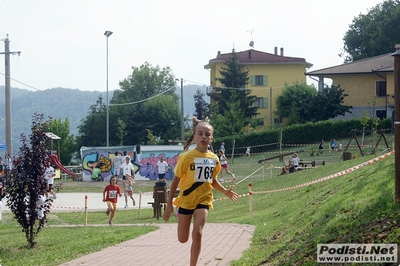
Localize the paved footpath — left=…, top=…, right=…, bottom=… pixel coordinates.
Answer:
left=59, top=223, right=254, bottom=266
left=3, top=193, right=255, bottom=266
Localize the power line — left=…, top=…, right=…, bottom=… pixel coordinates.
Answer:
left=0, top=72, right=178, bottom=106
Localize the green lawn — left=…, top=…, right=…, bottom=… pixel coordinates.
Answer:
left=1, top=135, right=398, bottom=265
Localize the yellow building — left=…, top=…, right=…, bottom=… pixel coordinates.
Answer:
left=204, top=48, right=312, bottom=129
left=306, top=52, right=395, bottom=120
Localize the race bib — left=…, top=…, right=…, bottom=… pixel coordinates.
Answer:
left=194, top=158, right=216, bottom=183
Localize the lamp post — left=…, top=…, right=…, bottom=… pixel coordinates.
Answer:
left=104, top=30, right=113, bottom=147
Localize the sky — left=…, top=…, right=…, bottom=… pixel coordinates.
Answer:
left=0, top=0, right=385, bottom=93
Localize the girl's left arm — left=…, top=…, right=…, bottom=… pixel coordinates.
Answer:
left=212, top=180, right=239, bottom=202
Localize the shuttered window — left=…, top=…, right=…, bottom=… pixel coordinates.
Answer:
left=251, top=75, right=268, bottom=86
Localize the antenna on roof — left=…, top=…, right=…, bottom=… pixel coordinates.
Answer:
left=247, top=30, right=254, bottom=48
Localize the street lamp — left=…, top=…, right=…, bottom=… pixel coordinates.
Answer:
left=104, top=30, right=113, bottom=147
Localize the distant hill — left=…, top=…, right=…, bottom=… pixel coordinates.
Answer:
left=0, top=84, right=207, bottom=151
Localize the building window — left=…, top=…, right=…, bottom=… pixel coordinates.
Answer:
left=376, top=80, right=386, bottom=97
left=253, top=97, right=268, bottom=108
left=274, top=117, right=282, bottom=124
left=251, top=75, right=268, bottom=86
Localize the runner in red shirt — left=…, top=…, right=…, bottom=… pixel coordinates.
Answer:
left=102, top=176, right=122, bottom=225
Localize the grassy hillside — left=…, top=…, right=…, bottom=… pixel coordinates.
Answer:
left=208, top=150, right=399, bottom=265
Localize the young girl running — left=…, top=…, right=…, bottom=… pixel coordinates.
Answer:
left=164, top=117, right=239, bottom=266
left=102, top=176, right=122, bottom=225
left=218, top=149, right=235, bottom=182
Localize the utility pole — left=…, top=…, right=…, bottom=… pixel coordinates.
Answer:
left=0, top=35, right=21, bottom=156
left=180, top=78, right=184, bottom=142
left=392, top=49, right=400, bottom=204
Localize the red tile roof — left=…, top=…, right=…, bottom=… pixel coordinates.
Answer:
left=205, top=49, right=312, bottom=68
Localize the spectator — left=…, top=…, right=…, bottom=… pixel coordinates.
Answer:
left=112, top=151, right=123, bottom=181
left=279, top=160, right=294, bottom=176
left=120, top=156, right=135, bottom=189
left=291, top=153, right=299, bottom=169
left=220, top=142, right=226, bottom=153
left=44, top=163, right=57, bottom=199
left=156, top=156, right=169, bottom=181
left=91, top=163, right=103, bottom=181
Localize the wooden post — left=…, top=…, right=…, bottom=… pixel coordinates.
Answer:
left=248, top=182, right=253, bottom=219
left=84, top=195, right=88, bottom=226
left=138, top=192, right=142, bottom=218
left=270, top=161, right=273, bottom=178
left=392, top=49, right=400, bottom=204
left=262, top=163, right=264, bottom=181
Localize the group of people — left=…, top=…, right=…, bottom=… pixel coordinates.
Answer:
left=279, top=153, right=299, bottom=176
left=100, top=149, right=172, bottom=225
left=102, top=152, right=136, bottom=225
left=317, top=139, right=343, bottom=155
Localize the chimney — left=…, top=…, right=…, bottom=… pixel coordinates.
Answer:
left=274, top=46, right=278, bottom=55
left=248, top=50, right=252, bottom=59
left=280, top=47, right=284, bottom=56
left=217, top=51, right=221, bottom=57
left=396, top=44, right=400, bottom=51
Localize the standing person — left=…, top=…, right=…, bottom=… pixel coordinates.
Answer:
left=5, top=154, right=12, bottom=170
left=317, top=139, right=324, bottom=155
left=163, top=117, right=239, bottom=266
left=120, top=156, right=135, bottom=189
left=156, top=156, right=169, bottom=181
left=102, top=176, right=122, bottom=225
left=291, top=153, right=299, bottom=169
left=123, top=178, right=135, bottom=208
left=112, top=151, right=123, bottom=181
left=0, top=157, right=5, bottom=176
left=44, top=163, right=56, bottom=199
left=330, top=139, right=337, bottom=154
left=218, top=149, right=235, bottom=182
left=220, top=142, right=226, bottom=153
left=243, top=146, right=251, bottom=158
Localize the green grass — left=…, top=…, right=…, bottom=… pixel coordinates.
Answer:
left=0, top=135, right=398, bottom=265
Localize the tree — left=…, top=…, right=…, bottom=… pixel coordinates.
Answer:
left=116, top=118, right=127, bottom=146
left=49, top=118, right=76, bottom=165
left=5, top=113, right=53, bottom=248
left=210, top=49, right=258, bottom=133
left=341, top=0, right=400, bottom=62
left=275, top=83, right=351, bottom=124
left=275, top=83, right=317, bottom=124
left=143, top=94, right=181, bottom=143
left=211, top=91, right=246, bottom=137
left=193, top=89, right=210, bottom=120
left=308, top=85, right=352, bottom=121
left=111, top=62, right=180, bottom=145
left=77, top=95, right=106, bottom=147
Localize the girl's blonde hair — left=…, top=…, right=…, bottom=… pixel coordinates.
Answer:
left=183, top=116, right=213, bottom=151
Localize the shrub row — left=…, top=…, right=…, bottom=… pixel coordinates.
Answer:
left=214, top=118, right=392, bottom=155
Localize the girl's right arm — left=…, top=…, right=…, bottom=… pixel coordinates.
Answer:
left=164, top=176, right=180, bottom=222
